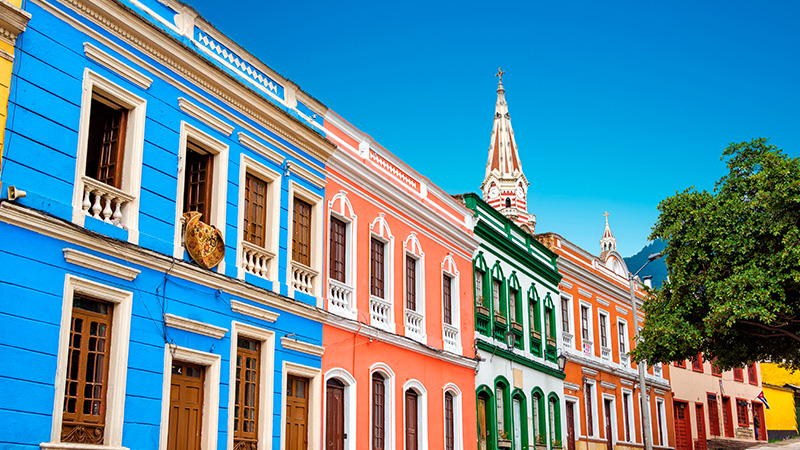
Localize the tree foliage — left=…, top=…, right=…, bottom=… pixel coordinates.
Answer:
left=632, top=138, right=800, bottom=370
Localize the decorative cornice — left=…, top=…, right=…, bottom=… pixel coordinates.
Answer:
left=616, top=306, right=629, bottom=315
left=564, top=382, right=581, bottom=391
left=238, top=132, right=284, bottom=166
left=230, top=299, right=279, bottom=323
left=568, top=350, right=671, bottom=390
left=0, top=201, right=327, bottom=323
left=63, top=248, right=140, bottom=281
left=83, top=42, right=152, bottom=89
left=178, top=97, right=234, bottom=136
left=582, top=367, right=599, bottom=376
left=164, top=313, right=228, bottom=339
left=281, top=337, right=325, bottom=357
left=621, top=379, right=634, bottom=386
left=286, top=160, right=324, bottom=189
left=476, top=339, right=566, bottom=379
left=0, top=0, right=30, bottom=46
left=578, top=288, right=592, bottom=298
left=600, top=381, right=617, bottom=390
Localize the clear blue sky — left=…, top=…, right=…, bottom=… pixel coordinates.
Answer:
left=185, top=0, right=800, bottom=257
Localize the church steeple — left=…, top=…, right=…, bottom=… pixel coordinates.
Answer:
left=480, top=68, right=536, bottom=231
left=600, top=211, right=617, bottom=252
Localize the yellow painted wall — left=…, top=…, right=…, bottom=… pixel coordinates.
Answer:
left=761, top=363, right=800, bottom=387
left=763, top=385, right=797, bottom=432
left=0, top=0, right=24, bottom=191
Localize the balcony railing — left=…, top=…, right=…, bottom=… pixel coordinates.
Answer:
left=241, top=240, right=274, bottom=280
left=81, top=176, right=134, bottom=228
left=443, top=323, right=459, bottom=351
left=405, top=309, right=424, bottom=339
left=327, top=278, right=353, bottom=314
left=620, top=352, right=630, bottom=367
left=653, top=363, right=663, bottom=378
left=562, top=332, right=573, bottom=349
left=370, top=295, right=392, bottom=331
left=291, top=260, right=318, bottom=296
left=601, top=346, right=612, bottom=361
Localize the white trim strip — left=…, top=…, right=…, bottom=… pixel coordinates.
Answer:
left=281, top=336, right=325, bottom=357
left=63, top=248, right=141, bottom=280
left=230, top=299, right=279, bottom=323
left=178, top=97, right=235, bottom=136
left=84, top=42, right=153, bottom=89
left=164, top=313, right=228, bottom=339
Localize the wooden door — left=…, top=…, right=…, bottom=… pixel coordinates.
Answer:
left=478, top=396, right=488, bottom=450
left=566, top=402, right=576, bottom=450
left=405, top=390, right=419, bottom=450
left=604, top=399, right=613, bottom=450
left=722, top=397, right=734, bottom=437
left=168, top=362, right=205, bottom=450
left=707, top=394, right=720, bottom=436
left=695, top=403, right=707, bottom=450
left=674, top=401, right=692, bottom=450
left=286, top=375, right=309, bottom=450
left=326, top=378, right=345, bottom=450
left=753, top=403, right=766, bottom=441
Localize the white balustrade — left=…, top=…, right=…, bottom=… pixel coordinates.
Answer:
left=653, top=363, right=663, bottom=378
left=241, top=240, right=274, bottom=279
left=291, top=260, right=318, bottom=296
left=601, top=346, right=612, bottom=361
left=562, top=332, right=573, bottom=349
left=620, top=352, right=630, bottom=367
left=328, top=279, right=353, bottom=314
left=582, top=340, right=594, bottom=356
left=370, top=296, right=392, bottom=331
left=81, top=176, right=134, bottom=228
left=405, top=309, right=424, bottom=338
left=443, top=323, right=459, bottom=351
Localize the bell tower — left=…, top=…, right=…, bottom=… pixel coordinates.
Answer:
left=480, top=68, right=536, bottom=232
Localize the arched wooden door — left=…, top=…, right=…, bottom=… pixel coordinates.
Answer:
left=326, top=378, right=345, bottom=450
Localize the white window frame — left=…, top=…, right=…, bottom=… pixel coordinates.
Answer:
left=369, top=215, right=395, bottom=333
left=621, top=389, right=635, bottom=443
left=173, top=121, right=229, bottom=273
left=441, top=254, right=461, bottom=354
left=286, top=180, right=323, bottom=304
left=564, top=396, right=581, bottom=440
left=323, top=368, right=357, bottom=450
left=655, top=397, right=667, bottom=446
left=227, top=322, right=276, bottom=450
left=585, top=380, right=599, bottom=439
left=598, top=310, right=611, bottom=359
left=158, top=344, right=222, bottom=450
left=559, top=293, right=574, bottom=352
left=44, top=275, right=133, bottom=449
left=236, top=155, right=281, bottom=287
left=579, top=301, right=593, bottom=355
left=71, top=69, right=146, bottom=244
left=403, top=233, right=426, bottom=343
left=280, top=361, right=322, bottom=450
left=370, top=363, right=396, bottom=450
left=602, top=393, right=617, bottom=446
left=326, top=191, right=357, bottom=319
left=617, top=318, right=629, bottom=367
left=403, top=379, right=428, bottom=450
left=442, top=384, right=463, bottom=450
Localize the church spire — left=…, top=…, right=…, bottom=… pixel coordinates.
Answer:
left=481, top=68, right=535, bottom=231
left=600, top=211, right=617, bottom=252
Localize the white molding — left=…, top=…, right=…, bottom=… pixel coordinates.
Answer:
left=616, top=306, right=628, bottom=315
left=560, top=280, right=573, bottom=290
left=280, top=361, right=322, bottom=450
left=163, top=313, right=228, bottom=339
left=442, top=383, right=464, bottom=450
left=600, top=381, right=617, bottom=390
left=323, top=368, right=358, bottom=450
left=369, top=363, right=396, bottom=450
left=286, top=160, right=324, bottom=189
left=83, top=42, right=153, bottom=89
left=564, top=382, right=581, bottom=391
left=286, top=180, right=323, bottom=302
left=63, top=248, right=141, bottom=280
left=47, top=275, right=132, bottom=448
left=40, top=444, right=128, bottom=450
left=178, top=97, right=235, bottom=136
left=582, top=367, right=599, bottom=376
left=158, top=345, right=221, bottom=450
left=280, top=336, right=325, bottom=357
left=238, top=132, right=285, bottom=166
left=596, top=297, right=610, bottom=307
left=402, top=379, right=429, bottom=450
left=0, top=0, right=30, bottom=46
left=230, top=299, right=279, bottom=323
left=578, top=288, right=592, bottom=298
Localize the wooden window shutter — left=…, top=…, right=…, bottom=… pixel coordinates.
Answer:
left=406, top=256, right=416, bottom=310
left=292, top=198, right=312, bottom=266
left=372, top=373, right=385, bottom=450
left=443, top=274, right=452, bottom=325
left=86, top=97, right=127, bottom=189
left=444, top=392, right=454, bottom=450
left=329, top=217, right=346, bottom=283
left=184, top=141, right=214, bottom=221
left=243, top=173, right=268, bottom=247
left=234, top=337, right=260, bottom=448
left=370, top=238, right=384, bottom=298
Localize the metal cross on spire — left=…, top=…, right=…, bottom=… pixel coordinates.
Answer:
left=495, top=67, right=505, bottom=84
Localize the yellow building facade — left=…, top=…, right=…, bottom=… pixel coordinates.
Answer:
left=0, top=0, right=30, bottom=192
left=761, top=362, right=800, bottom=441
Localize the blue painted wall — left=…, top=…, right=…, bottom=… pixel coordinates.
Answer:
left=0, top=0, right=328, bottom=448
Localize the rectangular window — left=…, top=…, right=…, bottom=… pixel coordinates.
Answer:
left=509, top=289, right=517, bottom=322
left=243, top=173, right=268, bottom=247
left=183, top=140, right=214, bottom=221
left=561, top=297, right=570, bottom=333
left=493, top=280, right=501, bottom=314
left=733, top=368, right=744, bottom=382
left=292, top=198, right=312, bottom=266
left=372, top=373, right=385, bottom=450
left=599, top=313, right=608, bottom=348
left=711, top=360, right=722, bottom=377
left=234, top=337, right=260, bottom=448
left=545, top=307, right=553, bottom=339
left=496, top=387, right=505, bottom=434
left=370, top=238, right=385, bottom=298
left=406, top=256, right=416, bottom=310
left=748, top=364, right=758, bottom=385
left=581, top=306, right=590, bottom=341
left=329, top=217, right=347, bottom=283
left=623, top=392, right=631, bottom=441
left=618, top=322, right=627, bottom=354
left=736, top=399, right=749, bottom=426
left=674, top=360, right=686, bottom=368
left=585, top=383, right=594, bottom=436
left=530, top=297, right=540, bottom=333
left=62, top=295, right=113, bottom=443
left=692, top=354, right=703, bottom=372
left=444, top=392, right=454, bottom=450
left=443, top=274, right=453, bottom=325
left=657, top=400, right=665, bottom=445
left=474, top=270, right=485, bottom=307
left=86, top=96, right=127, bottom=188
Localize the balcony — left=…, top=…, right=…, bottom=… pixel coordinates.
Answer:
left=620, top=352, right=630, bottom=367
left=370, top=295, right=393, bottom=332
left=241, top=240, right=275, bottom=280
left=562, top=332, right=573, bottom=349
left=653, top=363, right=663, bottom=378
left=291, top=260, right=318, bottom=296
left=443, top=323, right=459, bottom=352
left=601, top=346, right=612, bottom=361
left=327, top=278, right=354, bottom=317
left=405, top=309, right=424, bottom=341
left=80, top=176, right=134, bottom=228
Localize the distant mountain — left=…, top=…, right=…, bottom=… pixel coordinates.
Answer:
left=624, top=240, right=668, bottom=288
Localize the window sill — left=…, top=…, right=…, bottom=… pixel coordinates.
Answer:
left=41, top=443, right=129, bottom=450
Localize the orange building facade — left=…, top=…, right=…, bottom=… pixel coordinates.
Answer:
left=537, top=219, right=674, bottom=450
left=319, top=110, right=481, bottom=450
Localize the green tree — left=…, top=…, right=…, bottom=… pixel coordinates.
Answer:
left=632, top=138, right=800, bottom=370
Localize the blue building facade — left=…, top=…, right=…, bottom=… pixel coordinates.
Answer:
left=0, top=0, right=336, bottom=448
